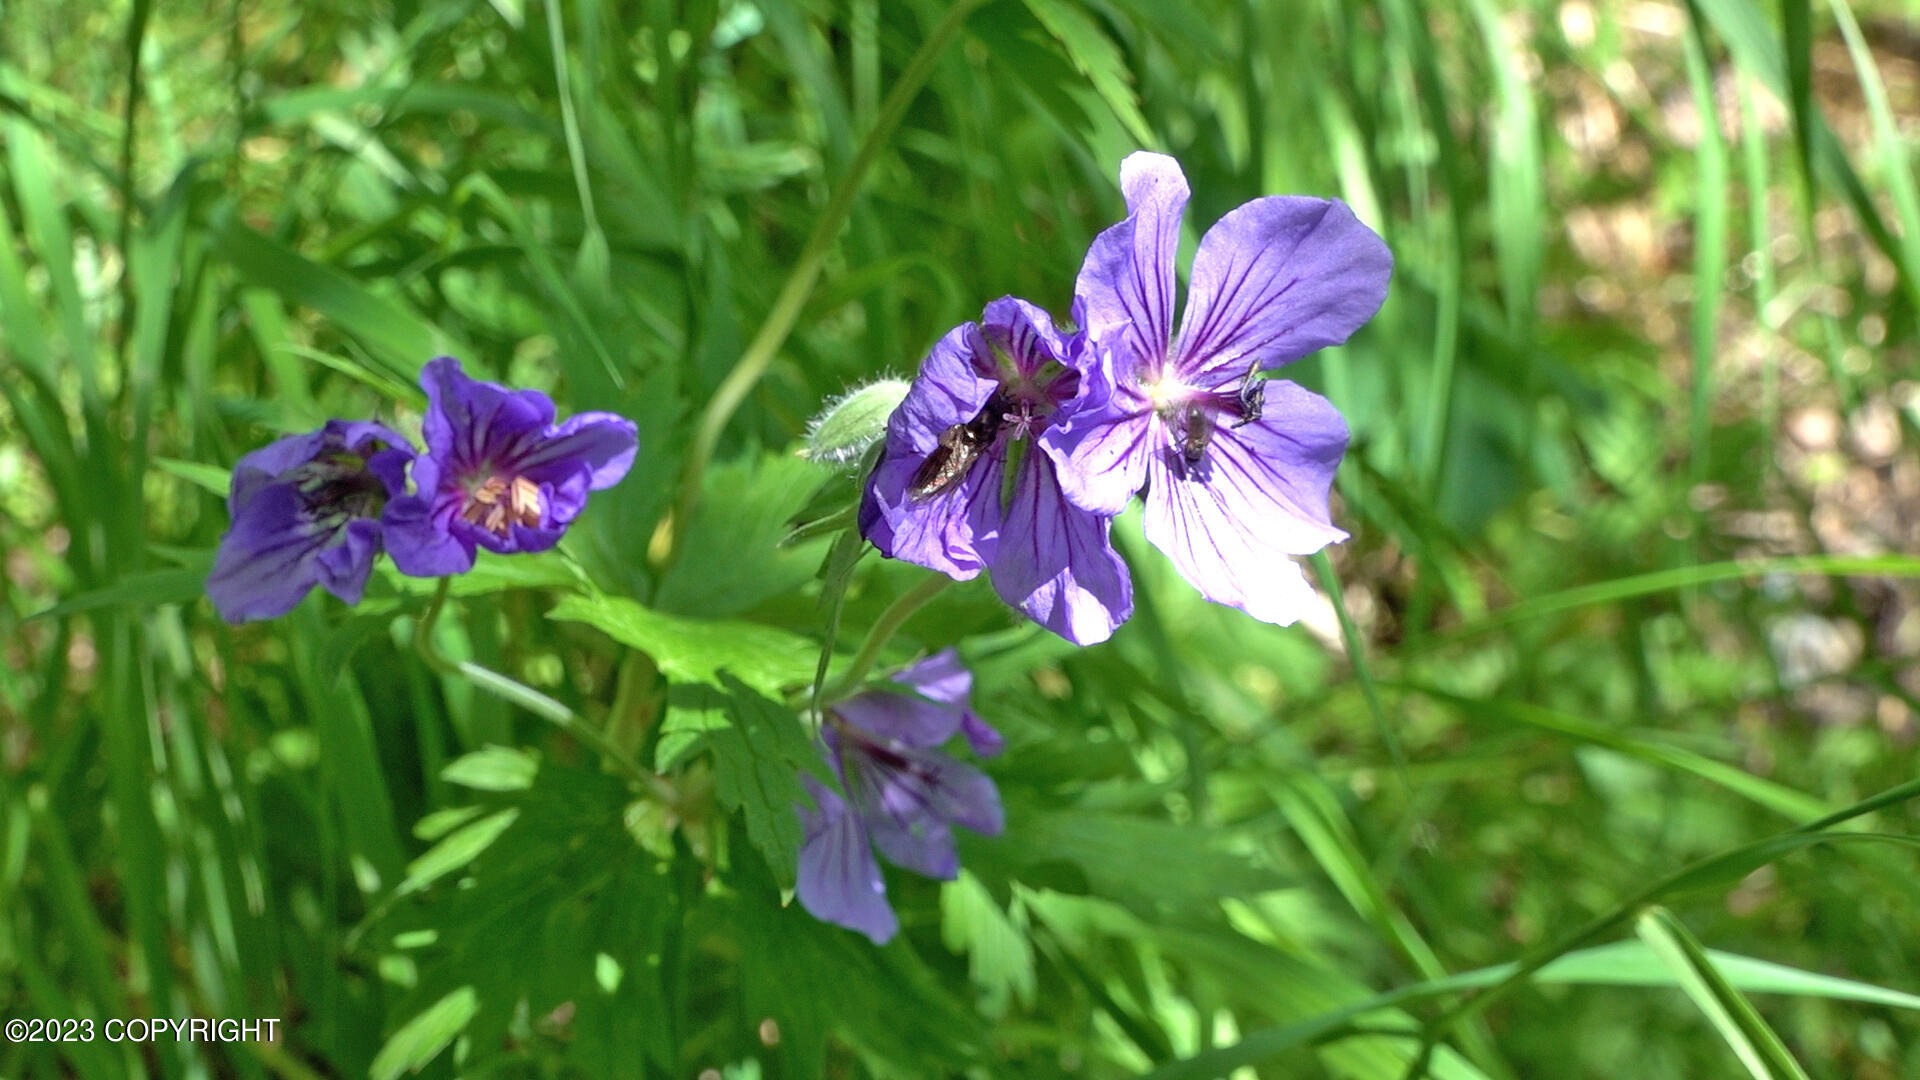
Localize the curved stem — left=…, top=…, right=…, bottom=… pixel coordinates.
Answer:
left=822, top=573, right=949, bottom=702
left=414, top=578, right=676, bottom=805
left=663, top=0, right=986, bottom=564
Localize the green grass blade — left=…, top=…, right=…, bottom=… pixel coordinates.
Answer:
left=1635, top=907, right=1813, bottom=1080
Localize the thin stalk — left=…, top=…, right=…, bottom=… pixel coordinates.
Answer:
left=821, top=574, right=949, bottom=702
left=664, top=0, right=986, bottom=563
left=414, top=578, right=676, bottom=805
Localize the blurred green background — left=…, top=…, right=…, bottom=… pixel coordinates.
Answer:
left=5, top=0, right=1920, bottom=1077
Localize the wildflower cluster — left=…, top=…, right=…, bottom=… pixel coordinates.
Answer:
left=861, top=152, right=1391, bottom=636
left=207, top=357, right=636, bottom=621
left=793, top=153, right=1390, bottom=941
left=204, top=152, right=1389, bottom=947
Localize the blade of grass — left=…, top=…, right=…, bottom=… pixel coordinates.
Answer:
left=1682, top=3, right=1729, bottom=492
left=1403, top=776, right=1920, bottom=1076
left=1635, top=907, right=1813, bottom=1080
left=1399, top=684, right=1831, bottom=820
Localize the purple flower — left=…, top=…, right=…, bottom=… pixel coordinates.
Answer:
left=206, top=420, right=414, bottom=622
left=797, top=649, right=1004, bottom=944
left=858, top=298, right=1133, bottom=644
left=383, top=357, right=638, bottom=576
left=1043, top=153, right=1392, bottom=624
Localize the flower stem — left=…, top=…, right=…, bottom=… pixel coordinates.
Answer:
left=413, top=578, right=676, bottom=805
left=662, top=0, right=987, bottom=566
left=823, top=573, right=949, bottom=702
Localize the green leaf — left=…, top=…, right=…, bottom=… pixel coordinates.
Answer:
left=1635, top=907, right=1813, bottom=1080
left=29, top=567, right=210, bottom=621
left=1022, top=0, right=1156, bottom=147
left=370, top=985, right=480, bottom=1080
left=152, top=457, right=231, bottom=497
left=1402, top=685, right=1831, bottom=820
left=377, top=548, right=586, bottom=598
left=548, top=593, right=815, bottom=696
left=660, top=675, right=822, bottom=887
left=440, top=747, right=538, bottom=792
left=940, top=871, right=1035, bottom=1015
left=205, top=205, right=463, bottom=389
left=655, top=452, right=837, bottom=617
left=399, top=808, right=521, bottom=896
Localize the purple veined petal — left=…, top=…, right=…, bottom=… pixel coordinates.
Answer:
left=796, top=775, right=899, bottom=945
left=1140, top=381, right=1350, bottom=625
left=508, top=410, right=638, bottom=490
left=887, top=323, right=1002, bottom=451
left=364, top=445, right=415, bottom=500
left=313, top=517, right=383, bottom=605
left=1075, top=151, right=1189, bottom=374
left=847, top=740, right=1005, bottom=843
left=977, top=447, right=1133, bottom=646
left=538, top=471, right=593, bottom=527
left=205, top=484, right=336, bottom=622
left=858, top=322, right=1003, bottom=580
left=383, top=492, right=476, bottom=577
left=226, top=430, right=329, bottom=513
left=834, top=689, right=966, bottom=751
left=859, top=453, right=996, bottom=581
left=498, top=518, right=568, bottom=556
left=1174, top=196, right=1392, bottom=386
left=418, top=356, right=557, bottom=471
left=865, top=810, right=959, bottom=881
left=980, top=296, right=1072, bottom=380
left=832, top=648, right=975, bottom=749
left=1040, top=350, right=1157, bottom=516
left=960, top=712, right=1005, bottom=758
left=895, top=648, right=972, bottom=709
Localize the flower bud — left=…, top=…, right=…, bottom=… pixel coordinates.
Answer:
left=801, top=379, right=909, bottom=467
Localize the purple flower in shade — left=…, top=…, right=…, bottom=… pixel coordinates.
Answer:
left=206, top=420, right=414, bottom=623
left=797, top=649, right=1004, bottom=944
left=858, top=298, right=1133, bottom=645
left=382, top=357, right=638, bottom=576
left=1042, top=153, right=1392, bottom=625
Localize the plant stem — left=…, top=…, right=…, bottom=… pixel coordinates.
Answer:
left=414, top=578, right=676, bottom=805
left=663, top=0, right=986, bottom=565
left=821, top=574, right=949, bottom=703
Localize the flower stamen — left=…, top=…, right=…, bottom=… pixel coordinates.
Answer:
left=461, top=474, right=543, bottom=536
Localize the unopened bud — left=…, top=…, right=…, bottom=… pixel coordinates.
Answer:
left=802, top=379, right=909, bottom=466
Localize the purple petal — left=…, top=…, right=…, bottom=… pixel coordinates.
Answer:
left=1075, top=152, right=1188, bottom=375
left=509, top=411, right=638, bottom=490
left=894, top=649, right=971, bottom=709
left=960, top=712, right=1004, bottom=758
left=313, top=517, right=382, bottom=605
left=978, top=449, right=1132, bottom=645
left=980, top=296, right=1071, bottom=379
left=226, top=430, right=328, bottom=513
left=1140, top=382, right=1349, bottom=624
left=1039, top=350, right=1156, bottom=516
left=206, top=484, right=333, bottom=621
left=866, top=812, right=959, bottom=881
left=498, top=519, right=567, bottom=555
left=796, top=776, right=899, bottom=945
left=858, top=323, right=1002, bottom=580
left=1174, top=197, right=1392, bottom=385
left=382, top=493, right=476, bottom=577
left=835, top=651, right=972, bottom=749
left=418, top=356, right=557, bottom=471
left=847, top=741, right=1005, bottom=844
left=834, top=692, right=961, bottom=749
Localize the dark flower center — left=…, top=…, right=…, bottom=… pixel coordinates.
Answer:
left=290, top=448, right=390, bottom=525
